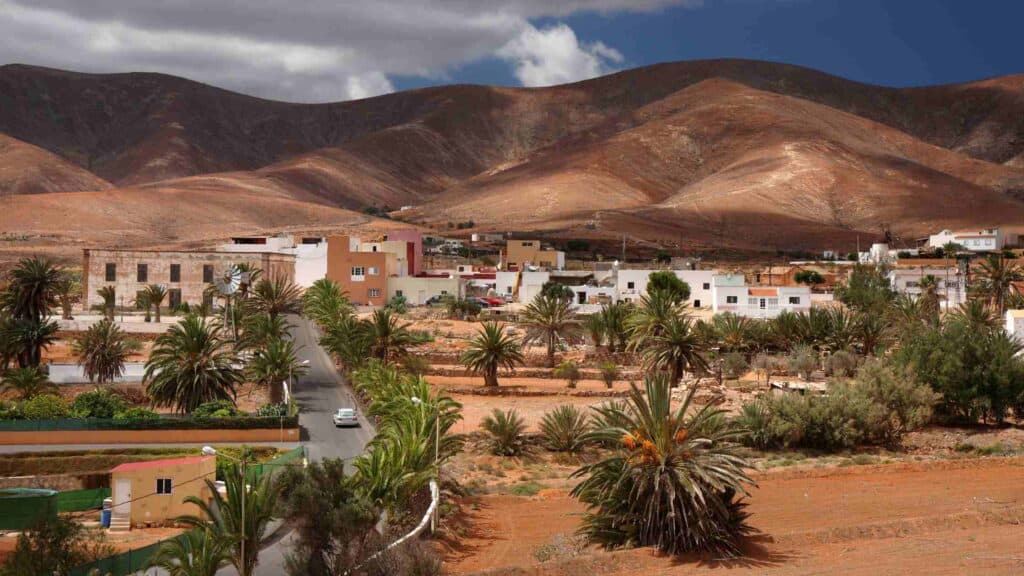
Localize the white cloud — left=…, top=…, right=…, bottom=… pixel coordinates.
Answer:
left=497, top=23, right=624, bottom=87
left=0, top=0, right=699, bottom=101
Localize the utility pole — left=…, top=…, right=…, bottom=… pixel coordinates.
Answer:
left=621, top=234, right=626, bottom=265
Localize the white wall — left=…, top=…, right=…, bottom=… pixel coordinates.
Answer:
left=387, top=276, right=461, bottom=305
left=49, top=362, right=146, bottom=384
left=888, top=267, right=967, bottom=307
left=1006, top=311, right=1024, bottom=345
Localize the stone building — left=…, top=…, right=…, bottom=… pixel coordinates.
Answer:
left=82, top=248, right=296, bottom=311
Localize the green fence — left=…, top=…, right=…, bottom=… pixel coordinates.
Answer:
left=247, top=445, right=306, bottom=482
left=0, top=414, right=299, bottom=432
left=57, top=487, right=111, bottom=513
left=69, top=529, right=199, bottom=576
left=0, top=488, right=58, bottom=530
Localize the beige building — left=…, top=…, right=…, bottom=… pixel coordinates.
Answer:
left=82, top=249, right=296, bottom=311
left=387, top=275, right=462, bottom=305
left=505, top=240, right=565, bottom=271
left=110, top=456, right=216, bottom=529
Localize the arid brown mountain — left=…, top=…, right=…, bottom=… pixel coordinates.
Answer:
left=0, top=60, right=1023, bottom=254
left=0, top=134, right=111, bottom=195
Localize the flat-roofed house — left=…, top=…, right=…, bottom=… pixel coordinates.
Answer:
left=505, top=240, right=565, bottom=271
left=109, top=456, right=216, bottom=530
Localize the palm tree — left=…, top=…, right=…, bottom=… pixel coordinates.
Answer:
left=949, top=299, right=1000, bottom=332
left=302, top=278, right=351, bottom=328
left=96, top=286, right=116, bottom=321
left=247, top=338, right=306, bottom=404
left=851, top=309, right=890, bottom=356
left=975, top=254, right=1023, bottom=314
left=178, top=463, right=282, bottom=576
left=712, top=313, right=750, bottom=353
left=319, top=314, right=371, bottom=373
left=918, top=274, right=941, bottom=325
left=571, top=376, right=753, bottom=555
left=249, top=275, right=303, bottom=320
left=1, top=366, right=55, bottom=399
left=148, top=528, right=232, bottom=576
left=460, top=321, right=524, bottom=387
left=583, top=314, right=605, bottom=350
left=823, top=307, right=858, bottom=352
left=73, top=318, right=141, bottom=384
left=53, top=271, right=81, bottom=321
left=626, top=289, right=685, bottom=348
left=144, top=315, right=241, bottom=413
left=641, top=315, right=709, bottom=386
left=237, top=313, right=293, bottom=352
left=520, top=293, right=580, bottom=367
left=0, top=256, right=61, bottom=322
left=364, top=308, right=414, bottom=363
left=144, top=284, right=168, bottom=323
left=0, top=316, right=58, bottom=368
left=599, top=301, right=631, bottom=353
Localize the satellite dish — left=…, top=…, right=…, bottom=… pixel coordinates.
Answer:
left=214, top=267, right=242, bottom=296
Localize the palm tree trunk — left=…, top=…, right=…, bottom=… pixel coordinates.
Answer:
left=155, top=303, right=161, bottom=323
left=547, top=336, right=555, bottom=368
left=485, top=366, right=498, bottom=387
left=269, top=380, right=283, bottom=404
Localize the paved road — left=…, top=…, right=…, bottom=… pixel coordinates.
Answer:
left=230, top=316, right=374, bottom=576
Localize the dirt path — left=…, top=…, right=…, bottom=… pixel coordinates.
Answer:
left=444, top=457, right=1024, bottom=575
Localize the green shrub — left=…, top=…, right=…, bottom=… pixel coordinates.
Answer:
left=510, top=481, right=545, bottom=496
left=0, top=401, right=23, bottom=420
left=400, top=355, right=431, bottom=377
left=721, top=352, right=749, bottom=379
left=191, top=399, right=240, bottom=418
left=553, top=360, right=581, bottom=389
left=386, top=294, right=409, bottom=314
left=734, top=400, right=772, bottom=450
left=22, top=394, right=71, bottom=420
left=70, top=389, right=128, bottom=419
left=481, top=409, right=528, bottom=456
left=255, top=403, right=288, bottom=417
left=827, top=349, right=859, bottom=377
left=113, top=407, right=158, bottom=419
left=539, top=405, right=590, bottom=453
left=787, top=345, right=818, bottom=379
left=598, top=361, right=619, bottom=389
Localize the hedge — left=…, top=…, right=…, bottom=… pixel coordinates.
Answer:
left=0, top=414, right=298, bottom=432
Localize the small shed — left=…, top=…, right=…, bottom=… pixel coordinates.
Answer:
left=109, top=456, right=216, bottom=530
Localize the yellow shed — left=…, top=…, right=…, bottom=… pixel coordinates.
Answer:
left=109, top=455, right=216, bottom=530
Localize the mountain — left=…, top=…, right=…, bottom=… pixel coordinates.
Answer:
left=0, top=60, right=1022, bottom=253
left=0, top=133, right=112, bottom=195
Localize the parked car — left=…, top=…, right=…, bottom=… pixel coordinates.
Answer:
left=332, top=408, right=359, bottom=427
left=482, top=297, right=504, bottom=307
left=473, top=297, right=491, bottom=308
left=425, top=295, right=448, bottom=306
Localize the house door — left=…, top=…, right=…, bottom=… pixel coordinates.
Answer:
left=168, top=289, right=181, bottom=309
left=759, top=298, right=767, bottom=309
left=417, top=290, right=426, bottom=305
left=577, top=292, right=587, bottom=305
left=113, top=478, right=131, bottom=515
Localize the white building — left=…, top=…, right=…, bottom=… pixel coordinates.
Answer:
left=710, top=274, right=811, bottom=318
left=615, top=269, right=715, bottom=309
left=1005, top=310, right=1024, bottom=345
left=387, top=276, right=463, bottom=305
left=218, top=235, right=326, bottom=287
left=927, top=228, right=1016, bottom=252
left=888, top=267, right=967, bottom=309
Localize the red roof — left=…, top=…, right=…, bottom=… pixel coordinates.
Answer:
left=111, top=456, right=212, bottom=473
left=748, top=288, right=778, bottom=297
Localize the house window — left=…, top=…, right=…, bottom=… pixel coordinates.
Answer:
left=627, top=281, right=635, bottom=289
left=522, top=242, right=534, bottom=247
left=694, top=300, right=701, bottom=308
left=203, top=265, right=214, bottom=283
left=703, top=283, right=710, bottom=290
left=367, top=267, right=379, bottom=276
left=156, top=478, right=172, bottom=495
left=768, top=298, right=778, bottom=308
left=368, top=288, right=381, bottom=298
left=788, top=297, right=801, bottom=305
left=351, top=266, right=365, bottom=276
left=137, top=263, right=148, bottom=283
left=170, top=264, right=180, bottom=283
left=395, top=290, right=403, bottom=297
left=441, top=290, right=448, bottom=295
left=726, top=296, right=738, bottom=304
left=169, top=289, right=181, bottom=309
left=372, top=246, right=378, bottom=252
left=105, top=263, right=116, bottom=282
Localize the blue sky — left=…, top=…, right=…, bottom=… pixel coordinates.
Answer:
left=2, top=0, right=1019, bottom=102
left=397, top=0, right=1022, bottom=92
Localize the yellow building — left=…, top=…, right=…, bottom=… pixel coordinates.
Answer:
left=505, top=240, right=565, bottom=271
left=110, top=455, right=216, bottom=530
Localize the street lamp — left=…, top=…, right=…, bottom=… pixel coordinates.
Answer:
left=411, top=396, right=441, bottom=531
left=202, top=446, right=247, bottom=574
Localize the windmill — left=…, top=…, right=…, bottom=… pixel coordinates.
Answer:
left=214, top=266, right=243, bottom=337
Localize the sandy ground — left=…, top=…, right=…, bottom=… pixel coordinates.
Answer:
left=448, top=392, right=616, bottom=433
left=442, top=457, right=1024, bottom=575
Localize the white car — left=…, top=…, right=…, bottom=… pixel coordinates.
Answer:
left=332, top=408, right=359, bottom=427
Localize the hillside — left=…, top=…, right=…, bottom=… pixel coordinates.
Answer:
left=0, top=60, right=1023, bottom=252
left=0, top=134, right=112, bottom=195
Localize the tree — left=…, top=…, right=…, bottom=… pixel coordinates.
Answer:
left=712, top=313, right=750, bottom=353
left=520, top=293, right=580, bottom=367
left=277, top=459, right=378, bottom=576
left=975, top=254, right=1023, bottom=314
left=571, top=377, right=753, bottom=555
left=302, top=279, right=352, bottom=329
left=640, top=315, right=709, bottom=386
left=73, top=318, right=141, bottom=384
left=1, top=366, right=55, bottom=399
left=178, top=462, right=282, bottom=576
left=460, top=321, right=524, bottom=387
left=834, top=264, right=894, bottom=314
left=148, top=528, right=232, bottom=576
left=599, top=301, right=631, bottom=353
left=249, top=275, right=303, bottom=320
left=0, top=316, right=58, bottom=368
left=539, top=281, right=573, bottom=301
left=626, top=289, right=685, bottom=346
left=144, top=315, right=241, bottom=413
left=794, top=270, right=825, bottom=286
left=0, top=515, right=113, bottom=576
left=0, top=256, right=61, bottom=321
left=320, top=314, right=372, bottom=374
left=237, top=313, right=293, bottom=352
left=646, top=270, right=690, bottom=304
left=54, top=270, right=81, bottom=320
left=96, top=286, right=116, bottom=320
left=917, top=275, right=940, bottom=325
left=247, top=337, right=307, bottom=404
left=583, top=313, right=606, bottom=350
left=144, top=284, right=168, bottom=323
left=364, top=308, right=414, bottom=363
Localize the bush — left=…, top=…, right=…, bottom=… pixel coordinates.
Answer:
left=113, top=407, right=159, bottom=419
left=599, top=361, right=619, bottom=389
left=255, top=403, right=288, bottom=417
left=826, top=349, right=859, bottom=378
left=787, top=345, right=818, bottom=379
left=553, top=360, right=581, bottom=388
left=734, top=400, right=772, bottom=450
left=70, top=389, right=128, bottom=419
left=22, top=394, right=71, bottom=420
left=481, top=409, right=528, bottom=456
left=400, top=355, right=431, bottom=377
left=191, top=400, right=240, bottom=418
left=0, top=401, right=23, bottom=420
left=721, top=352, right=749, bottom=380
left=853, top=359, right=938, bottom=446
left=539, top=405, right=590, bottom=453
left=386, top=294, right=408, bottom=314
